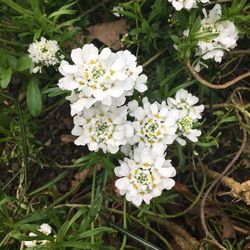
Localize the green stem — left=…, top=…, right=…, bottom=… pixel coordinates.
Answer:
left=142, top=48, right=167, bottom=68
left=0, top=92, right=28, bottom=194
left=120, top=198, right=127, bottom=250
left=91, top=166, right=97, bottom=244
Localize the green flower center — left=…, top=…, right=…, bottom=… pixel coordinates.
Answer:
left=96, top=121, right=109, bottom=141
left=179, top=116, right=193, bottom=132
left=177, top=100, right=189, bottom=110
left=140, top=116, right=163, bottom=143
left=135, top=168, right=151, bottom=185
left=92, top=65, right=105, bottom=80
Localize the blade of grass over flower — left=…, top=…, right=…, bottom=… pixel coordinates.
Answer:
left=0, top=92, right=28, bottom=194
left=100, top=212, right=162, bottom=250
left=28, top=171, right=68, bottom=196
left=167, top=79, right=197, bottom=97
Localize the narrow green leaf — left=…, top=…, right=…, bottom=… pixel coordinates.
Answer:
left=60, top=241, right=101, bottom=249
left=28, top=171, right=68, bottom=196
left=167, top=79, right=197, bottom=97
left=27, top=78, right=42, bottom=117
left=18, top=213, right=47, bottom=224
left=78, top=227, right=114, bottom=239
left=2, top=0, right=33, bottom=16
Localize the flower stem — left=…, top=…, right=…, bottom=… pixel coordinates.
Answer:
left=91, top=166, right=97, bottom=244
left=120, top=198, right=127, bottom=250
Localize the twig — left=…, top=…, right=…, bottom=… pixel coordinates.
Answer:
left=200, top=126, right=247, bottom=242
left=186, top=61, right=250, bottom=89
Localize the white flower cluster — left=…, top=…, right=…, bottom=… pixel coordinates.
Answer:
left=23, top=223, right=53, bottom=248
left=58, top=44, right=147, bottom=115
left=115, top=147, right=176, bottom=206
left=167, top=89, right=204, bottom=145
left=115, top=89, right=203, bottom=206
left=28, top=37, right=63, bottom=73
left=57, top=43, right=147, bottom=155
left=127, top=97, right=179, bottom=152
left=169, top=0, right=209, bottom=11
left=184, top=4, right=238, bottom=64
left=58, top=44, right=204, bottom=207
left=71, top=104, right=133, bottom=154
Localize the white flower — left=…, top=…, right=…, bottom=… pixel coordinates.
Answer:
left=112, top=6, right=124, bottom=17
left=169, top=0, right=196, bottom=11
left=58, top=44, right=147, bottom=110
left=169, top=0, right=209, bottom=11
left=71, top=104, right=134, bottom=154
left=115, top=147, right=176, bottom=206
left=28, top=37, right=62, bottom=73
left=196, top=4, right=238, bottom=62
left=176, top=112, right=202, bottom=145
left=23, top=233, right=37, bottom=248
left=39, top=223, right=52, bottom=235
left=167, top=89, right=204, bottom=145
left=66, top=90, right=127, bottom=116
left=23, top=223, right=53, bottom=248
left=128, top=97, right=179, bottom=151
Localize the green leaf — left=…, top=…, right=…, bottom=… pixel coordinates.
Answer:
left=57, top=208, right=87, bottom=241
left=28, top=171, right=68, bottom=196
left=17, top=55, right=32, bottom=72
left=170, top=35, right=180, bottom=44
left=1, top=0, right=33, bottom=16
left=78, top=227, right=114, bottom=239
left=0, top=68, right=12, bottom=88
left=27, top=78, right=42, bottom=117
left=42, top=87, right=69, bottom=97
left=18, top=213, right=47, bottom=224
left=6, top=54, right=17, bottom=69
left=48, top=9, right=76, bottom=19
left=80, top=193, right=102, bottom=231
left=60, top=242, right=101, bottom=249
left=33, top=28, right=43, bottom=40
left=221, top=115, right=237, bottom=123
left=167, top=79, right=197, bottom=97
left=30, top=0, right=42, bottom=16
left=103, top=158, right=115, bottom=176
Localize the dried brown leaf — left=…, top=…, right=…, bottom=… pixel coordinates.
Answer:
left=60, top=134, right=76, bottom=144
left=87, top=19, right=128, bottom=50
left=173, top=182, right=196, bottom=199
left=221, top=215, right=236, bottom=238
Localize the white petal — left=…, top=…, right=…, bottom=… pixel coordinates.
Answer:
left=71, top=48, right=84, bottom=65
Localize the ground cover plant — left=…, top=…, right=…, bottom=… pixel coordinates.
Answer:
left=0, top=0, right=250, bottom=249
